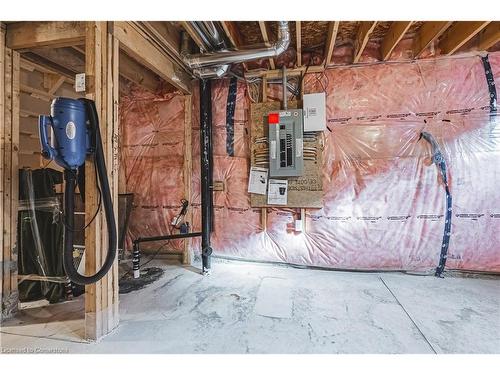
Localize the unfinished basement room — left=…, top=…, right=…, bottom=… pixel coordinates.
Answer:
left=1, top=1, right=500, bottom=371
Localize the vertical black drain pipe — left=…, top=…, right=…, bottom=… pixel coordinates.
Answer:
left=200, top=79, right=213, bottom=274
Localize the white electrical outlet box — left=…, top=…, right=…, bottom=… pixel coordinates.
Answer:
left=294, top=219, right=303, bottom=232
left=303, top=92, right=326, bottom=131
left=75, top=73, right=86, bottom=92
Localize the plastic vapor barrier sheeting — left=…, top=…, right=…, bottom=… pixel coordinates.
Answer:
left=121, top=52, right=500, bottom=272
left=120, top=85, right=187, bottom=252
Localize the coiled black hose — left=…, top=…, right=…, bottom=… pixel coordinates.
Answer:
left=63, top=99, right=117, bottom=285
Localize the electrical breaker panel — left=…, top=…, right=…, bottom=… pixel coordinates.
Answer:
left=268, top=109, right=304, bottom=177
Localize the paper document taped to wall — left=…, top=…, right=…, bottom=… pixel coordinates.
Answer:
left=248, top=167, right=268, bottom=195
left=267, top=179, right=288, bottom=205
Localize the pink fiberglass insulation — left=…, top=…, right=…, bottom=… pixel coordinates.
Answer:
left=121, top=52, right=500, bottom=272
left=120, top=84, right=187, bottom=252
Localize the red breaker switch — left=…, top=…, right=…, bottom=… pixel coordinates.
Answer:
left=268, top=113, right=279, bottom=124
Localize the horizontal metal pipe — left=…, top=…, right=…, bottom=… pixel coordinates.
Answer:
left=134, top=232, right=202, bottom=244
left=183, top=21, right=290, bottom=70
left=194, top=64, right=230, bottom=79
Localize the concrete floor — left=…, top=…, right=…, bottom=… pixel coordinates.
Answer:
left=1, top=259, right=499, bottom=353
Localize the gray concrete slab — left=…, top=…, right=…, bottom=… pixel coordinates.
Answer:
left=1, top=260, right=499, bottom=353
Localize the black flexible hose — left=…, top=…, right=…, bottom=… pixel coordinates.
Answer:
left=62, top=99, right=117, bottom=285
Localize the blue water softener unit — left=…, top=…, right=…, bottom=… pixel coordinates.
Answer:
left=39, top=98, right=116, bottom=285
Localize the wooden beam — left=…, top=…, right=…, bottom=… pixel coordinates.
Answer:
left=296, top=21, right=302, bottom=67
left=0, top=23, right=4, bottom=319
left=112, top=21, right=191, bottom=94
left=259, top=21, right=275, bottom=70
left=1, top=26, right=20, bottom=320
left=6, top=21, right=86, bottom=50
left=261, top=76, right=267, bottom=231
left=245, top=65, right=324, bottom=80
left=353, top=21, right=377, bottom=63
left=413, top=21, right=453, bottom=58
left=20, top=83, right=54, bottom=101
left=48, top=76, right=66, bottom=95
left=119, top=51, right=160, bottom=93
left=439, top=21, right=490, bottom=55
left=381, top=21, right=413, bottom=61
left=477, top=22, right=500, bottom=51
left=140, top=22, right=181, bottom=57
left=180, top=22, right=207, bottom=51
left=111, top=35, right=120, bottom=324
left=324, top=21, right=340, bottom=66
left=84, top=21, right=102, bottom=340
left=84, top=21, right=119, bottom=340
left=47, top=75, right=66, bottom=95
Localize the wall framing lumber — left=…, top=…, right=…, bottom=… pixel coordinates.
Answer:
left=6, top=21, right=86, bottom=50
left=296, top=21, right=302, bottom=67
left=439, top=21, right=490, bottom=55
left=112, top=21, right=191, bottom=94
left=1, top=23, right=20, bottom=320
left=119, top=51, right=160, bottom=93
left=245, top=65, right=324, bottom=80
left=84, top=21, right=119, bottom=340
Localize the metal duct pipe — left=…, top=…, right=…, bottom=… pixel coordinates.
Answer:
left=183, top=21, right=290, bottom=70
left=194, top=64, right=230, bottom=79
left=192, top=21, right=226, bottom=51
left=181, top=26, right=230, bottom=79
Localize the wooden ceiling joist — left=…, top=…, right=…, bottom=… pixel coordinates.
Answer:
left=324, top=21, right=340, bottom=66
left=26, top=42, right=162, bottom=93
left=180, top=22, right=207, bottom=51
left=119, top=51, right=160, bottom=92
left=296, top=21, right=302, bottom=67
left=353, top=21, right=377, bottom=63
left=220, top=21, right=245, bottom=49
left=220, top=21, right=248, bottom=71
left=413, top=21, right=453, bottom=58
left=139, top=22, right=181, bottom=58
left=439, top=21, right=491, bottom=55
left=259, top=21, right=276, bottom=70
left=381, top=21, right=413, bottom=61
left=112, top=21, right=191, bottom=94
left=477, top=22, right=500, bottom=51
left=6, top=21, right=86, bottom=50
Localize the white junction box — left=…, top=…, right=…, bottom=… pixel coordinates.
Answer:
left=303, top=92, right=326, bottom=131
left=75, top=73, right=86, bottom=92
